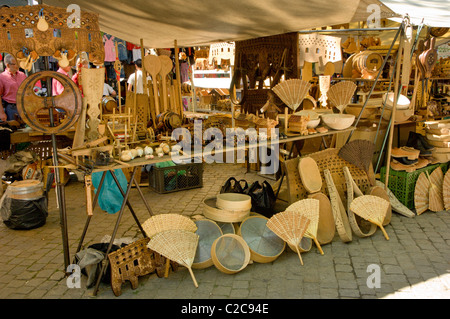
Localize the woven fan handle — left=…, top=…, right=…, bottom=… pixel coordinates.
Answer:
left=295, top=246, right=304, bottom=266
left=313, top=238, right=324, bottom=255
left=378, top=223, right=390, bottom=241
left=188, top=267, right=199, bottom=288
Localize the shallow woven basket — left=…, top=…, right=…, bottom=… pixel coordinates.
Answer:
left=349, top=195, right=390, bottom=240
left=192, top=219, right=223, bottom=269
left=142, top=213, right=197, bottom=239
left=203, top=197, right=250, bottom=223
left=284, top=198, right=324, bottom=255
left=147, top=230, right=199, bottom=287
left=211, top=234, right=251, bottom=274
left=237, top=216, right=286, bottom=263
left=324, top=169, right=353, bottom=243
left=343, top=166, right=377, bottom=238
left=266, top=211, right=310, bottom=266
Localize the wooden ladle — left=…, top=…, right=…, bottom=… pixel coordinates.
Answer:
left=143, top=55, right=162, bottom=115
left=158, top=55, right=173, bottom=113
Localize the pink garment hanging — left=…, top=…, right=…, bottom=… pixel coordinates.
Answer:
left=103, top=35, right=116, bottom=62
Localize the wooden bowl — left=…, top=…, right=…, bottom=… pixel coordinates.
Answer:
left=321, top=114, right=355, bottom=130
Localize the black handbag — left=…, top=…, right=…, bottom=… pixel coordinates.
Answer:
left=246, top=181, right=276, bottom=218
left=220, top=177, right=249, bottom=194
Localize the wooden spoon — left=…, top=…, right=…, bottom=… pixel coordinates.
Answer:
left=158, top=55, right=173, bottom=113
left=143, top=55, right=161, bottom=114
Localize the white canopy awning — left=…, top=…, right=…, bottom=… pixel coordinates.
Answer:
left=41, top=0, right=398, bottom=47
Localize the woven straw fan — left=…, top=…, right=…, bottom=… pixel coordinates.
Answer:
left=284, top=199, right=324, bottom=255
left=414, top=172, right=430, bottom=215
left=327, top=81, right=357, bottom=113
left=338, top=139, right=375, bottom=175
left=443, top=169, right=450, bottom=211
left=147, top=230, right=199, bottom=288
left=349, top=195, right=391, bottom=240
left=266, top=211, right=310, bottom=266
left=427, top=168, right=444, bottom=212
left=343, top=166, right=377, bottom=238
left=272, top=79, right=312, bottom=112
left=142, top=214, right=197, bottom=238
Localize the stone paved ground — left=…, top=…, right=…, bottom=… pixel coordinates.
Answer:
left=0, top=163, right=449, bottom=300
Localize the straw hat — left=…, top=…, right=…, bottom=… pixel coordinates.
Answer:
left=238, top=215, right=285, bottom=263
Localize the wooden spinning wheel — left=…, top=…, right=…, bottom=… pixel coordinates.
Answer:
left=16, top=71, right=82, bottom=134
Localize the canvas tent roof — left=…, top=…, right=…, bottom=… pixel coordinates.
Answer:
left=41, top=0, right=397, bottom=47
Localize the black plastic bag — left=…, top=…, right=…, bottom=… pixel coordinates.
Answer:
left=220, top=177, right=248, bottom=194
left=1, top=196, right=48, bottom=230
left=246, top=181, right=276, bottom=218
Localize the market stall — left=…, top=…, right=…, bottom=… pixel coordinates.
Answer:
left=1, top=0, right=449, bottom=298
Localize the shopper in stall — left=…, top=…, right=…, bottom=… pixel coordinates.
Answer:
left=0, top=54, right=27, bottom=122
left=127, top=59, right=149, bottom=94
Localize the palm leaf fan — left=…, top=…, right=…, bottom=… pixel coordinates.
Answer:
left=147, top=230, right=199, bottom=287
left=142, top=213, right=197, bottom=238
left=427, top=169, right=444, bottom=212
left=343, top=166, right=377, bottom=237
left=414, top=172, right=430, bottom=215
left=327, top=81, right=357, bottom=113
left=443, top=169, right=450, bottom=211
left=266, top=211, right=310, bottom=266
left=349, top=195, right=391, bottom=240
left=284, top=199, right=324, bottom=255
left=272, top=79, right=312, bottom=111
left=338, top=139, right=375, bottom=173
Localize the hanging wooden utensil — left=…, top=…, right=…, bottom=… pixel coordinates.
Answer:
left=158, top=55, right=173, bottom=113
left=143, top=55, right=162, bottom=115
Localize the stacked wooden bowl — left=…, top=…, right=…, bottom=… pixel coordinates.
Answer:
left=203, top=193, right=251, bottom=223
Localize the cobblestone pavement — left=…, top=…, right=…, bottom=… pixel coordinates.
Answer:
left=0, top=163, right=449, bottom=300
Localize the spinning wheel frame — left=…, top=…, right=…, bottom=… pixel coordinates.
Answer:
left=16, top=71, right=82, bottom=134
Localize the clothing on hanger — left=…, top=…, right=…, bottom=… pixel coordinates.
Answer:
left=103, top=34, right=116, bottom=62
